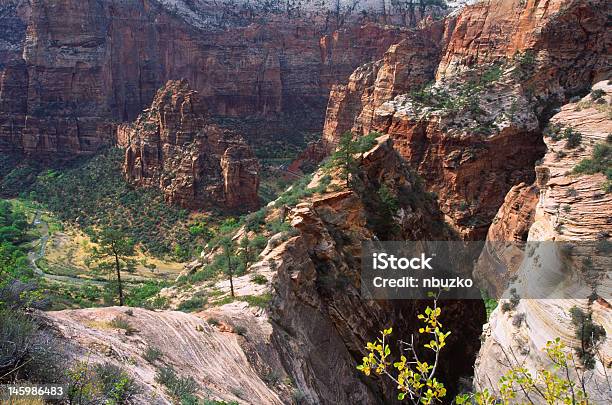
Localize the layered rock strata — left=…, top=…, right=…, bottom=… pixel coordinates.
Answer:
left=0, top=0, right=440, bottom=158
left=321, top=0, right=610, bottom=238
left=120, top=80, right=259, bottom=211
left=475, top=81, right=612, bottom=403
left=270, top=136, right=485, bottom=403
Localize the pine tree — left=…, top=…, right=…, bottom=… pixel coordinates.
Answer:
left=89, top=227, right=136, bottom=306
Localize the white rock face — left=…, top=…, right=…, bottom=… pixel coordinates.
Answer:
left=475, top=81, right=612, bottom=403
left=46, top=306, right=283, bottom=404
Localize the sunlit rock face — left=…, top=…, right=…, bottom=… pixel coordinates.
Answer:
left=321, top=0, right=609, bottom=238
left=475, top=81, right=612, bottom=404
left=120, top=80, right=260, bottom=212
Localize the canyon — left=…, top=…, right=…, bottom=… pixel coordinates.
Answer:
left=320, top=0, right=609, bottom=238
left=0, top=0, right=610, bottom=404
left=475, top=80, right=612, bottom=403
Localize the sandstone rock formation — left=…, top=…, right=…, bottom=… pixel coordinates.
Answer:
left=120, top=80, right=259, bottom=211
left=0, top=0, right=440, bottom=159
left=45, top=306, right=285, bottom=404
left=475, top=81, right=612, bottom=403
left=321, top=0, right=609, bottom=238
left=268, top=136, right=485, bottom=403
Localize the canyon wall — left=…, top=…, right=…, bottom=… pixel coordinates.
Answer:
left=475, top=80, right=611, bottom=403
left=321, top=0, right=610, bottom=238
left=0, top=0, right=439, bottom=159
left=270, top=136, right=485, bottom=403
left=120, top=80, right=259, bottom=211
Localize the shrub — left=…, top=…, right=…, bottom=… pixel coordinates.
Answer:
left=250, top=274, right=268, bottom=285
left=501, top=288, right=520, bottom=313
left=241, top=294, right=271, bottom=308
left=143, top=345, right=163, bottom=363
left=563, top=128, right=582, bottom=149
left=94, top=362, right=140, bottom=403
left=244, top=209, right=267, bottom=231
left=590, top=88, right=605, bottom=100
left=543, top=123, right=562, bottom=141
left=266, top=218, right=292, bottom=235
left=23, top=148, right=199, bottom=258
left=569, top=306, right=606, bottom=369
left=66, top=361, right=139, bottom=404
left=512, top=313, right=526, bottom=328
left=234, top=325, right=247, bottom=336
left=177, top=296, right=207, bottom=312
left=109, top=316, right=136, bottom=335
left=126, top=281, right=170, bottom=308
left=292, top=389, right=306, bottom=403
left=573, top=141, right=612, bottom=193
left=155, top=366, right=198, bottom=402
left=573, top=142, right=611, bottom=175
left=251, top=235, right=268, bottom=251
left=206, top=317, right=220, bottom=326
left=0, top=310, right=64, bottom=383
left=263, top=370, right=281, bottom=385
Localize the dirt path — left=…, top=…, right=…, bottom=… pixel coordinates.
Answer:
left=28, top=211, right=106, bottom=286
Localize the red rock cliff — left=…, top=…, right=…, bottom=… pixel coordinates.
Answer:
left=0, top=0, right=430, bottom=158
left=121, top=80, right=259, bottom=212
left=321, top=0, right=610, bottom=238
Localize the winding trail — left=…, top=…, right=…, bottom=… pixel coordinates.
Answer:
left=28, top=211, right=106, bottom=286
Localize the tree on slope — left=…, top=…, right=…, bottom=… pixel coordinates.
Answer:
left=88, top=227, right=136, bottom=306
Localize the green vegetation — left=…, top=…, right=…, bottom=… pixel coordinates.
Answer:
left=271, top=172, right=331, bottom=208
left=125, top=280, right=169, bottom=309
left=359, top=302, right=599, bottom=405
left=0, top=309, right=64, bottom=385
left=590, top=88, right=605, bottom=101
left=481, top=290, right=498, bottom=320
left=0, top=155, right=41, bottom=196
left=563, top=128, right=583, bottom=149
left=177, top=295, right=207, bottom=312
left=569, top=306, right=606, bottom=369
left=455, top=339, right=591, bottom=404
left=44, top=281, right=104, bottom=309
left=206, top=317, right=220, bottom=326
left=220, top=237, right=236, bottom=297
left=66, top=361, right=140, bottom=404
left=155, top=365, right=199, bottom=404
left=377, top=182, right=400, bottom=230
left=177, top=162, right=334, bottom=290
left=240, top=293, right=272, bottom=308
left=88, top=227, right=137, bottom=306
left=357, top=300, right=450, bottom=403
left=3, top=149, right=198, bottom=258
left=544, top=124, right=584, bottom=149
left=143, top=346, right=163, bottom=363
left=329, top=132, right=380, bottom=188
left=500, top=288, right=520, bottom=313
left=409, top=63, right=503, bottom=118
left=250, top=274, right=268, bottom=285
left=511, top=50, right=537, bottom=79
left=109, top=315, right=136, bottom=335
left=573, top=139, right=612, bottom=192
